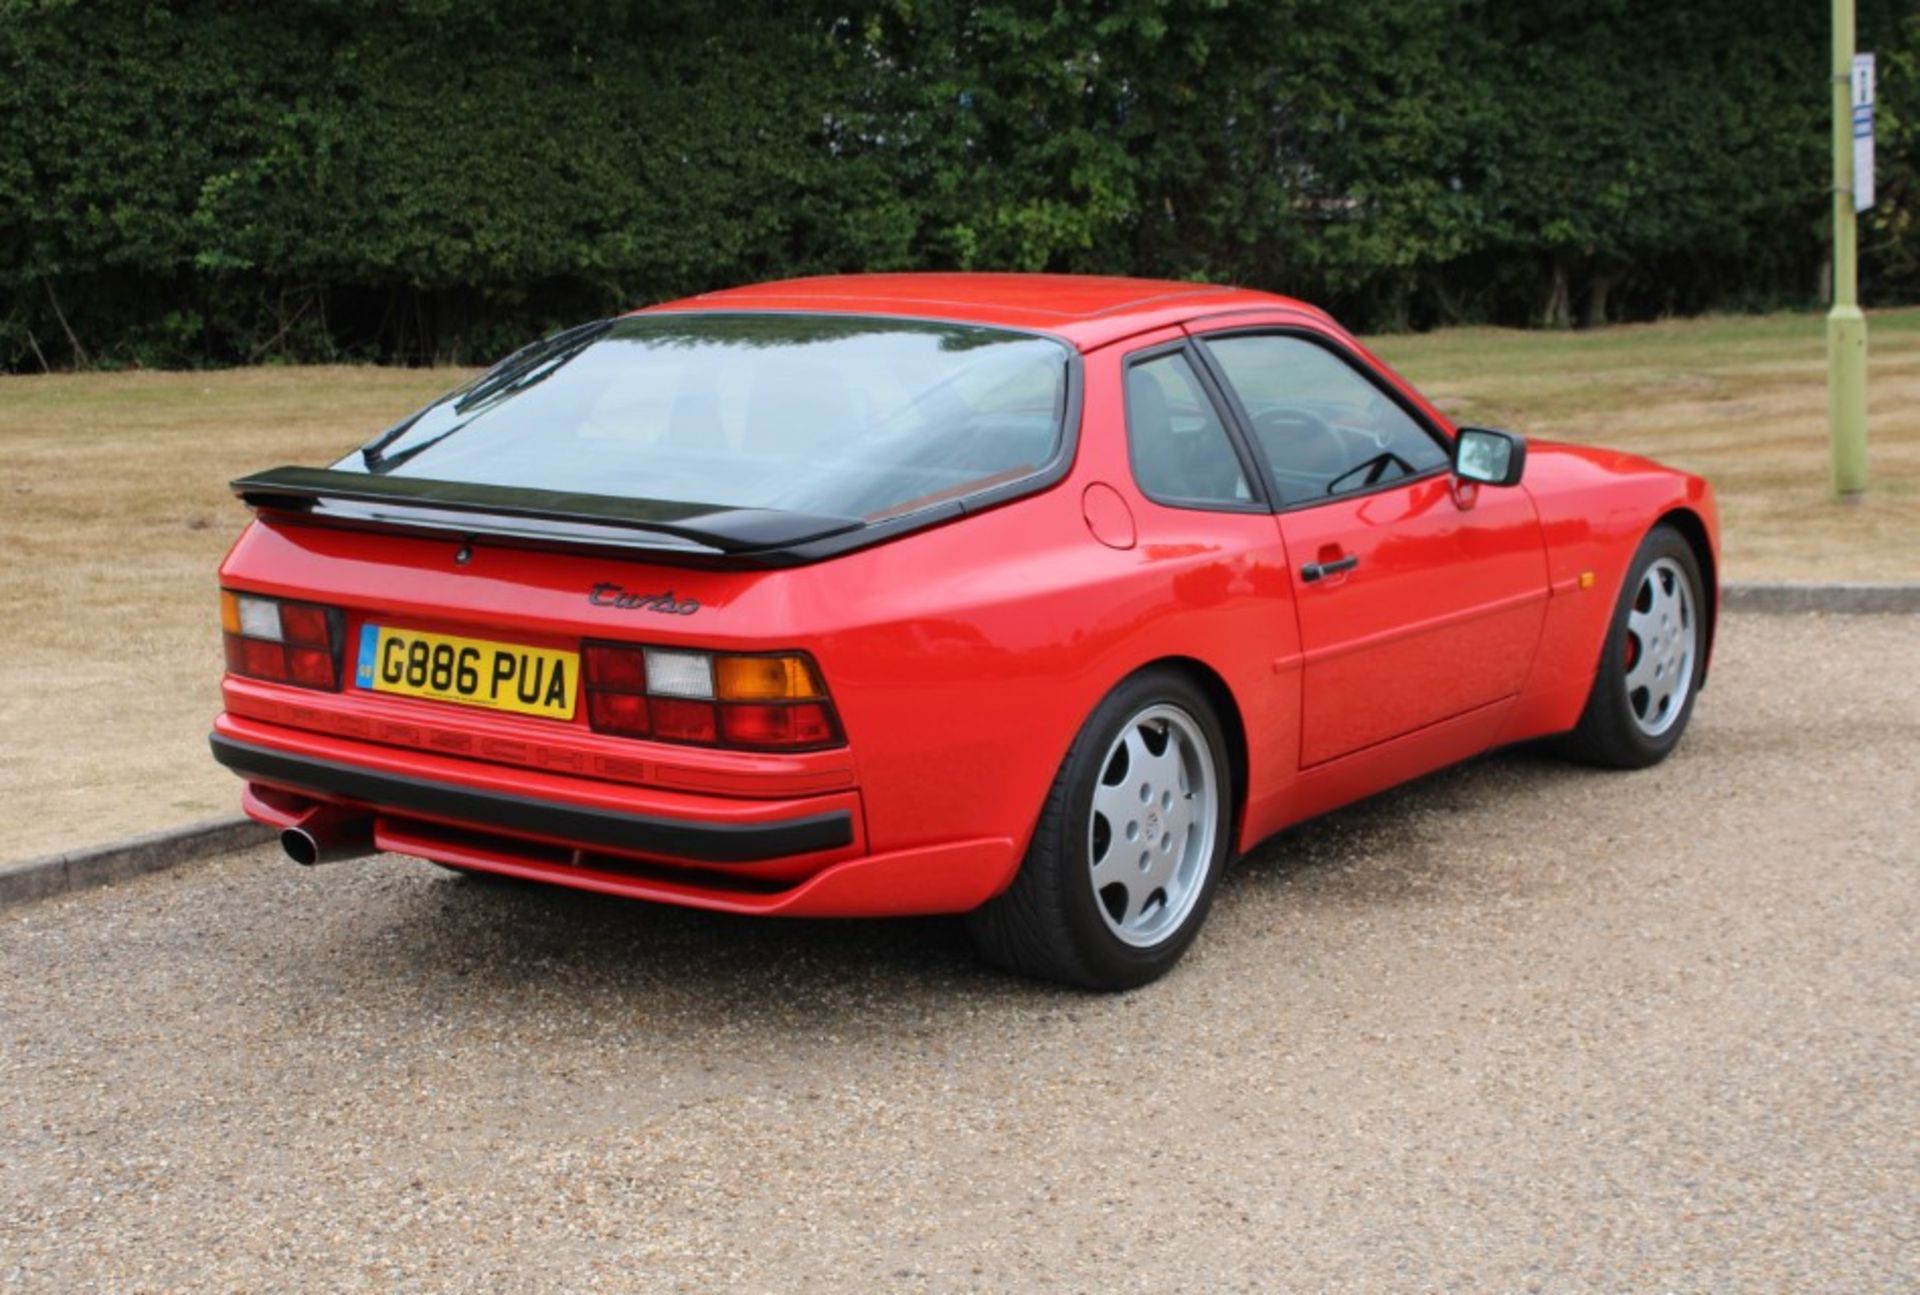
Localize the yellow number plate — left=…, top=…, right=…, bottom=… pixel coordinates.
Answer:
left=354, top=625, right=578, bottom=720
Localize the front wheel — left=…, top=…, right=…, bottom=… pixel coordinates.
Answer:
left=1559, top=524, right=1707, bottom=769
left=965, top=669, right=1232, bottom=991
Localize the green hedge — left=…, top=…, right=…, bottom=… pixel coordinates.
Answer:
left=2, top=0, right=1914, bottom=368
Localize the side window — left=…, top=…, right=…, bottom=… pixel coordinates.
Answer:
left=1204, top=335, right=1449, bottom=505
left=1125, top=352, right=1252, bottom=508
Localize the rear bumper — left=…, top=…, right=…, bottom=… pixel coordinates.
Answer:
left=211, top=714, right=1016, bottom=916
left=211, top=733, right=852, bottom=863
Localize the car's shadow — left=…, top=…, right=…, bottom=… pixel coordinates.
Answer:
left=344, top=743, right=1602, bottom=1018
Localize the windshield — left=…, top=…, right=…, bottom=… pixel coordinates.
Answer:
left=340, top=314, right=1073, bottom=521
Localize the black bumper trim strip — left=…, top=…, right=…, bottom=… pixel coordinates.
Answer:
left=209, top=733, right=854, bottom=864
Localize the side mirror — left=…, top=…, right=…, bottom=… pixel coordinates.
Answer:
left=1453, top=427, right=1527, bottom=487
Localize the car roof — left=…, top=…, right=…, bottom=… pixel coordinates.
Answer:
left=636, top=273, right=1329, bottom=351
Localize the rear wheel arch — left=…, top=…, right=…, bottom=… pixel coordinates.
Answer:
left=1120, top=656, right=1249, bottom=851
left=1001, top=655, right=1251, bottom=884
left=968, top=660, right=1240, bottom=988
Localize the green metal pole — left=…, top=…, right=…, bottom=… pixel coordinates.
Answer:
left=1829, top=0, right=1869, bottom=500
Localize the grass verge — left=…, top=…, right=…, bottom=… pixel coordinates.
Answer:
left=1370, top=308, right=1920, bottom=582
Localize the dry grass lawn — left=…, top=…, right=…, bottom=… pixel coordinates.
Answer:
left=1, top=366, right=474, bottom=863
left=1371, top=309, right=1920, bottom=582
left=2, top=309, right=1916, bottom=863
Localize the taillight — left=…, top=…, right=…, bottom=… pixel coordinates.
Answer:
left=220, top=590, right=343, bottom=690
left=584, top=643, right=843, bottom=751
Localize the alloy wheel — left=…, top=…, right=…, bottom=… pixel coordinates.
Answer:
left=1624, top=555, right=1698, bottom=738
left=1086, top=703, right=1219, bottom=948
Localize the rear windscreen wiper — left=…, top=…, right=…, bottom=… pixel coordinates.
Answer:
left=359, top=319, right=615, bottom=471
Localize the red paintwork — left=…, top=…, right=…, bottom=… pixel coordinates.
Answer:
left=216, top=274, right=1719, bottom=914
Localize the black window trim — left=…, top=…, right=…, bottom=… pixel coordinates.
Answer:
left=1119, top=339, right=1273, bottom=515
left=1188, top=325, right=1456, bottom=514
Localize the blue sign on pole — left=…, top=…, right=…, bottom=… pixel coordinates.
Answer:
left=1853, top=53, right=1876, bottom=213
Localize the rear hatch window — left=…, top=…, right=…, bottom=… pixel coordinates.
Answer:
left=343, top=314, right=1072, bottom=523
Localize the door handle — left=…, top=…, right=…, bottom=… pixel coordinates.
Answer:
left=1301, top=554, right=1359, bottom=582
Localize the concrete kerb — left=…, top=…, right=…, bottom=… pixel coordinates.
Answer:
left=1721, top=583, right=1920, bottom=614
left=1, top=817, right=271, bottom=911
left=0, top=582, right=1913, bottom=912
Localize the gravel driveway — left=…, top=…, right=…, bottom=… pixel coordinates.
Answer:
left=2, top=614, right=1915, bottom=1292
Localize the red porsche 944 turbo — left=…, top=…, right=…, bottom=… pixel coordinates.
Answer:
left=212, top=274, right=1717, bottom=988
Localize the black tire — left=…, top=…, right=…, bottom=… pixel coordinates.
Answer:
left=1557, top=523, right=1707, bottom=769
left=965, top=668, right=1233, bottom=991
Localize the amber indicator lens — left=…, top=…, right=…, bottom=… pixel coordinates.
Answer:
left=715, top=655, right=825, bottom=701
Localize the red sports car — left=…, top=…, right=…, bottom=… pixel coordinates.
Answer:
left=213, top=274, right=1717, bottom=988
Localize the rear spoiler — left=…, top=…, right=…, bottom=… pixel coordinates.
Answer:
left=230, top=466, right=866, bottom=557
